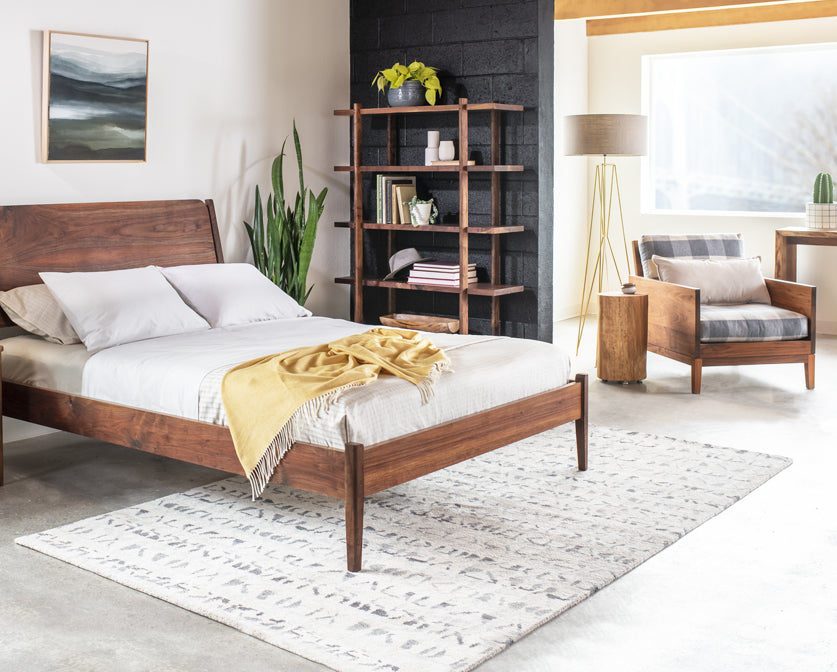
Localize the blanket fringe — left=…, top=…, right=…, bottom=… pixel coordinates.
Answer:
left=416, top=358, right=451, bottom=404
left=247, top=355, right=451, bottom=499
left=246, top=382, right=368, bottom=499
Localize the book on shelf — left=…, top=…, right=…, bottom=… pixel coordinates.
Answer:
left=394, top=184, right=416, bottom=225
left=376, top=174, right=416, bottom=223
left=408, top=269, right=478, bottom=281
left=407, top=276, right=477, bottom=287
left=407, top=276, right=478, bottom=286
left=412, top=261, right=477, bottom=272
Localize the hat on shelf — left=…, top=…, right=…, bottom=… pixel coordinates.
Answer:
left=383, top=247, right=432, bottom=280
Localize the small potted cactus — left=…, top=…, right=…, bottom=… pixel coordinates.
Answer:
left=806, top=172, right=837, bottom=229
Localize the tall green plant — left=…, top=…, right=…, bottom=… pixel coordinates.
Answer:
left=244, top=121, right=327, bottom=305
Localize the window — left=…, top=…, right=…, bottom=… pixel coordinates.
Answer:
left=643, top=43, right=837, bottom=215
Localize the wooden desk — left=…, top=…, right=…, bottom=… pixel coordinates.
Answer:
left=775, top=227, right=837, bottom=281
left=597, top=291, right=648, bottom=383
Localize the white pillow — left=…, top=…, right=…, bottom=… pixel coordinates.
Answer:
left=651, top=255, right=771, bottom=305
left=0, top=284, right=81, bottom=344
left=159, top=263, right=311, bottom=328
left=40, top=266, right=210, bottom=352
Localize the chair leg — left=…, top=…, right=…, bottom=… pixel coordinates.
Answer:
left=805, top=354, right=815, bottom=389
left=691, top=359, right=703, bottom=394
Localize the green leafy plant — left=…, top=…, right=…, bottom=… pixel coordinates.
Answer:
left=813, top=171, right=834, bottom=203
left=371, top=61, right=442, bottom=105
left=406, top=195, right=439, bottom=226
left=244, top=121, right=327, bottom=306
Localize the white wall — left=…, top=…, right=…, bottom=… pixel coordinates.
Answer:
left=554, top=19, right=589, bottom=324
left=1, top=0, right=351, bottom=441
left=556, top=15, right=837, bottom=334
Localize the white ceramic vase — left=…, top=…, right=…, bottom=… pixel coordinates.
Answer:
left=438, top=140, right=455, bottom=162
left=806, top=203, right=837, bottom=229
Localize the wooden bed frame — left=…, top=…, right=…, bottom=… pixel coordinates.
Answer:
left=0, top=199, right=588, bottom=571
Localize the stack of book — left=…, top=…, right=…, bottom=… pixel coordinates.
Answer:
left=376, top=174, right=416, bottom=225
left=408, top=261, right=477, bottom=286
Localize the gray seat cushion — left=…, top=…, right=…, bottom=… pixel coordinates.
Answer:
left=700, top=304, right=809, bottom=343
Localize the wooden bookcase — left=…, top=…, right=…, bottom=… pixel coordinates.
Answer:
left=333, top=98, right=524, bottom=335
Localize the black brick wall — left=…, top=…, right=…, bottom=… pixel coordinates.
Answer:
left=348, top=0, right=553, bottom=340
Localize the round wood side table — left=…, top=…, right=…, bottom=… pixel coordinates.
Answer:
left=597, top=291, right=648, bottom=383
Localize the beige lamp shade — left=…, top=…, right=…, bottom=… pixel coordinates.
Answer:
left=564, top=114, right=648, bottom=157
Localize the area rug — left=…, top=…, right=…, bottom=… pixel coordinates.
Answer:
left=16, top=425, right=790, bottom=672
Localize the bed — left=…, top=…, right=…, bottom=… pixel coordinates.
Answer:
left=0, top=198, right=588, bottom=571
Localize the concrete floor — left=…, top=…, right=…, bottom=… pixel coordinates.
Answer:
left=1, top=320, right=835, bottom=671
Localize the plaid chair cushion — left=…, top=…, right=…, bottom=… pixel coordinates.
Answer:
left=700, top=304, right=808, bottom=343
left=638, top=233, right=744, bottom=278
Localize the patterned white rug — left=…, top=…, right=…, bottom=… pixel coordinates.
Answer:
left=17, top=425, right=790, bottom=672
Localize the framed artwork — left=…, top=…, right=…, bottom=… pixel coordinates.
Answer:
left=41, top=31, right=148, bottom=163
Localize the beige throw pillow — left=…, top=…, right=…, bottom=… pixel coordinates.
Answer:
left=651, top=255, right=771, bottom=305
left=0, top=283, right=81, bottom=344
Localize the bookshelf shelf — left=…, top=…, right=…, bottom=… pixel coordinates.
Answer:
left=333, top=164, right=524, bottom=173
left=333, top=98, right=525, bottom=335
left=334, top=222, right=525, bottom=235
left=334, top=276, right=524, bottom=297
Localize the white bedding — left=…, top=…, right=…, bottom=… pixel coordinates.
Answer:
left=1, top=317, right=573, bottom=449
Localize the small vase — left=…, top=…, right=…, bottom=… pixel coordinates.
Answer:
left=387, top=81, right=425, bottom=107
left=412, top=203, right=433, bottom=226
left=438, top=140, right=455, bottom=161
left=806, top=202, right=837, bottom=229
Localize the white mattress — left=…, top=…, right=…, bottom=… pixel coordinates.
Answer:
left=1, top=333, right=90, bottom=394
left=1, top=317, right=573, bottom=449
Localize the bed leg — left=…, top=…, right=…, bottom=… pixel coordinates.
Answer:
left=574, top=373, right=588, bottom=471
left=344, top=442, right=365, bottom=572
left=1, top=347, right=4, bottom=486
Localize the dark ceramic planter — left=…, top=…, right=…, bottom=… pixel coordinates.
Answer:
left=387, top=80, right=425, bottom=107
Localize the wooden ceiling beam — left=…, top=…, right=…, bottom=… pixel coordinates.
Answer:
left=554, top=0, right=793, bottom=21
left=585, top=0, right=837, bottom=35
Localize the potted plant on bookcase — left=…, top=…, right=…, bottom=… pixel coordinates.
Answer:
left=406, top=196, right=439, bottom=227
left=371, top=61, right=442, bottom=107
left=806, top=171, right=837, bottom=229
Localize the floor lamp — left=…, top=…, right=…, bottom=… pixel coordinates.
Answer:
left=564, top=114, right=648, bottom=354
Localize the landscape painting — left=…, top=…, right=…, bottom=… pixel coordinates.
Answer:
left=42, top=31, right=148, bottom=162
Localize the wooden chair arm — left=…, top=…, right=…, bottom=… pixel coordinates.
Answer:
left=630, top=275, right=700, bottom=357
left=765, top=278, right=816, bottom=319
left=766, top=278, right=816, bottom=348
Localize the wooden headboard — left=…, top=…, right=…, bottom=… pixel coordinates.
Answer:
left=0, top=198, right=223, bottom=326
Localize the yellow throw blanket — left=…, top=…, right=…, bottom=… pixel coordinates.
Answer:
left=221, top=327, right=450, bottom=498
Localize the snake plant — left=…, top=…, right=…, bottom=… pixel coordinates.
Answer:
left=244, top=121, right=327, bottom=306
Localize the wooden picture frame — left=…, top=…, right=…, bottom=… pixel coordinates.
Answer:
left=41, top=30, right=149, bottom=163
